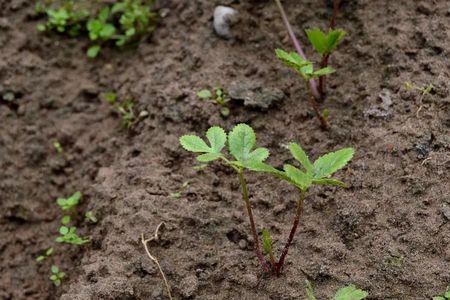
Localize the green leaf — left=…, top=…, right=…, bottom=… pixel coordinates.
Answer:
left=284, top=164, right=312, bottom=191
left=98, top=7, right=110, bottom=22
left=180, top=135, right=211, bottom=153
left=313, top=67, right=336, bottom=77
left=306, top=28, right=327, bottom=54
left=197, top=152, right=222, bottom=162
left=433, top=297, right=445, bottom=300
left=445, top=290, right=450, bottom=298
left=306, top=28, right=346, bottom=55
left=37, top=23, right=46, bottom=32
left=87, top=45, right=101, bottom=58
left=36, top=256, right=45, bottom=262
left=334, top=285, right=368, bottom=300
left=61, top=215, right=71, bottom=225
left=59, top=226, right=69, bottom=235
left=247, top=147, right=269, bottom=162
left=241, top=161, right=287, bottom=179
left=51, top=265, right=59, bottom=274
left=228, top=124, right=256, bottom=162
left=197, top=89, right=211, bottom=99
left=99, top=24, right=116, bottom=39
left=50, top=275, right=58, bottom=280
left=262, top=228, right=272, bottom=254
left=275, top=49, right=310, bottom=70
left=312, top=178, right=347, bottom=187
left=289, top=143, right=313, bottom=174
left=313, top=148, right=355, bottom=179
left=206, top=126, right=227, bottom=153
left=46, top=248, right=54, bottom=256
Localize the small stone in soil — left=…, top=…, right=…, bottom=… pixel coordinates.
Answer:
left=228, top=81, right=284, bottom=110
left=238, top=239, right=247, bottom=250
left=441, top=205, right=450, bottom=221
left=213, top=6, right=239, bottom=39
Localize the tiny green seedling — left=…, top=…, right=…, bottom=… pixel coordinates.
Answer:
left=57, top=191, right=81, bottom=211
left=180, top=124, right=354, bottom=275
left=197, top=88, right=230, bottom=117
left=53, top=141, right=63, bottom=154
left=306, top=280, right=368, bottom=300
left=49, top=265, right=65, bottom=286
left=36, top=247, right=54, bottom=263
left=103, top=92, right=137, bottom=129
left=85, top=211, right=98, bottom=223
left=433, top=287, right=450, bottom=300
left=169, top=181, right=190, bottom=199
left=56, top=225, right=89, bottom=245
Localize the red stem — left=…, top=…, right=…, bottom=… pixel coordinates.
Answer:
left=238, top=171, right=271, bottom=273
left=275, top=190, right=306, bottom=276
left=274, top=0, right=320, bottom=100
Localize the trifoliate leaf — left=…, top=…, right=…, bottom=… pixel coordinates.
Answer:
left=262, top=228, right=272, bottom=254
left=313, top=67, right=336, bottom=77
left=206, top=126, right=227, bottom=153
left=197, top=89, right=212, bottom=99
left=313, top=148, right=354, bottom=179
left=306, top=28, right=346, bottom=55
left=289, top=143, right=313, bottom=174
left=283, top=164, right=312, bottom=191
left=197, top=152, right=222, bottom=162
left=228, top=124, right=256, bottom=162
left=180, top=135, right=211, bottom=153
left=312, top=178, right=347, bottom=187
left=334, top=285, right=368, bottom=300
left=247, top=147, right=269, bottom=162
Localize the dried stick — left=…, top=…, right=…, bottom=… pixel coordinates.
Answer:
left=141, top=223, right=173, bottom=300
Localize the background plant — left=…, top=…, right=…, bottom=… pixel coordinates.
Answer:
left=197, top=88, right=230, bottom=117
left=103, top=92, right=137, bottom=129
left=180, top=124, right=354, bottom=275
left=433, top=287, right=450, bottom=300
left=49, top=265, right=65, bottom=286
left=306, top=280, right=368, bottom=300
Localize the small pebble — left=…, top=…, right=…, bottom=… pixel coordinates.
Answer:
left=238, top=239, right=247, bottom=250
left=213, top=6, right=239, bottom=39
left=179, top=275, right=199, bottom=299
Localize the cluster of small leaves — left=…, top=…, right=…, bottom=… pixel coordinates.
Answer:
left=306, top=280, right=368, bottom=300
left=56, top=225, right=89, bottom=245
left=276, top=49, right=335, bottom=81
left=57, top=191, right=81, bottom=211
left=36, top=247, right=54, bottom=263
left=305, top=28, right=346, bottom=57
left=197, top=88, right=230, bottom=117
left=433, top=288, right=450, bottom=300
left=85, top=211, right=98, bottom=223
left=53, top=141, right=64, bottom=154
left=50, top=265, right=65, bottom=286
left=103, top=92, right=137, bottom=129
left=36, top=0, right=157, bottom=58
left=404, top=82, right=434, bottom=96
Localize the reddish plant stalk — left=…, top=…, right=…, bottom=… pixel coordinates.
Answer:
left=238, top=171, right=271, bottom=273
left=275, top=190, right=306, bottom=276
left=319, top=0, right=341, bottom=97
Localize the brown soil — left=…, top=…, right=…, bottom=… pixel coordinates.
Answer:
left=1, top=0, right=449, bottom=299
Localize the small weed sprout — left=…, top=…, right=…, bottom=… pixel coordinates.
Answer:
left=180, top=124, right=354, bottom=275
left=197, top=88, right=230, bottom=117
left=57, top=191, right=81, bottom=211
left=36, top=247, right=54, bottom=263
left=56, top=225, right=89, bottom=245
left=49, top=265, right=65, bottom=286
left=85, top=211, right=98, bottom=223
left=37, top=0, right=157, bottom=58
left=404, top=82, right=434, bottom=117
left=103, top=92, right=137, bottom=129
left=306, top=280, right=368, bottom=300
left=53, top=141, right=63, bottom=154
left=274, top=0, right=346, bottom=129
left=433, top=287, right=450, bottom=300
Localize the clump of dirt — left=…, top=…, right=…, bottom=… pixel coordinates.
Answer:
left=1, top=0, right=449, bottom=299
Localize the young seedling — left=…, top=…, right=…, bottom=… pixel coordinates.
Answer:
left=53, top=141, right=63, bottom=154
left=404, top=82, right=434, bottom=118
left=276, top=49, right=334, bottom=129
left=57, top=191, right=81, bottom=211
left=169, top=181, right=190, bottom=199
left=86, top=7, right=116, bottom=57
left=306, top=280, right=368, bottom=300
left=103, top=92, right=137, bottom=129
left=306, top=28, right=346, bottom=97
left=85, top=211, right=98, bottom=223
left=180, top=124, right=355, bottom=275
left=36, top=247, right=54, bottom=263
left=56, top=225, right=89, bottom=245
left=433, top=287, right=450, bottom=300
left=274, top=0, right=346, bottom=129
left=49, top=265, right=65, bottom=287
left=197, top=88, right=230, bottom=117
